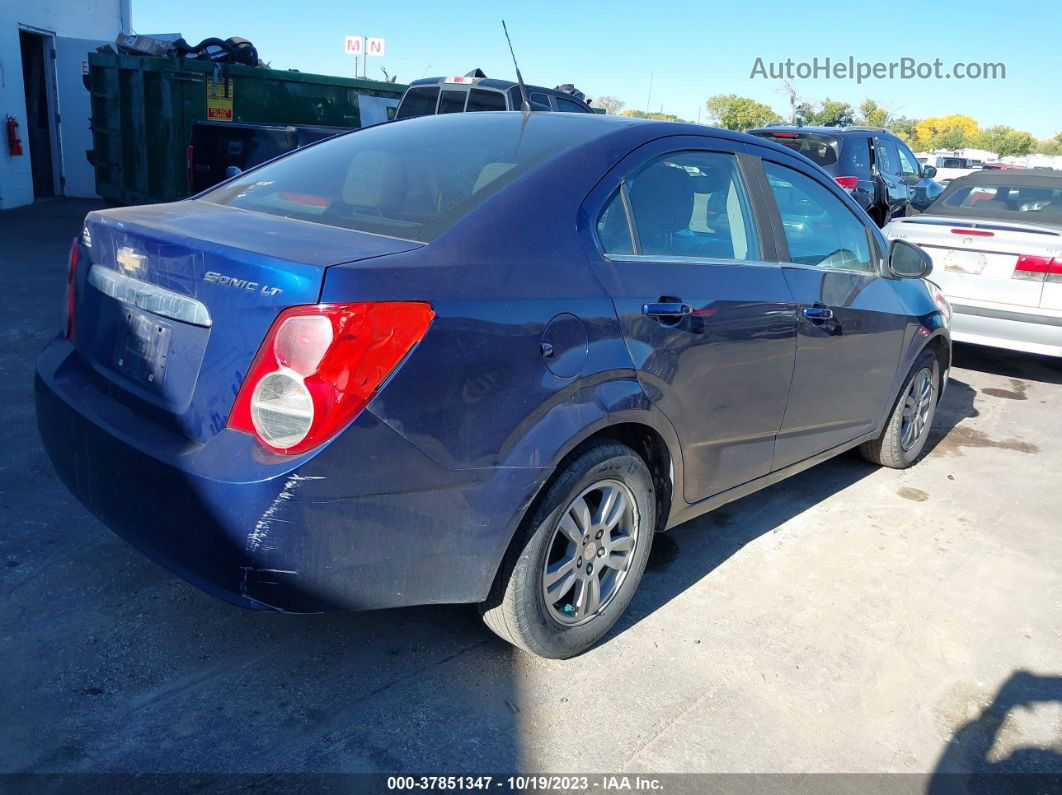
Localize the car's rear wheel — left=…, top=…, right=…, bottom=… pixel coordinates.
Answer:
left=480, top=442, right=655, bottom=658
left=860, top=349, right=940, bottom=468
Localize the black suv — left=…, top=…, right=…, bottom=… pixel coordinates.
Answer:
left=395, top=74, right=594, bottom=120
left=749, top=126, right=943, bottom=226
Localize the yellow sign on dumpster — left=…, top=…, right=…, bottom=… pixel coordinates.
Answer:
left=206, top=77, right=234, bottom=121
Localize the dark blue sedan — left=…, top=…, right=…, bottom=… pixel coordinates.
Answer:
left=35, top=112, right=950, bottom=658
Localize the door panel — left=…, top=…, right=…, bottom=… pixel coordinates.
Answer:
left=759, top=159, right=906, bottom=467
left=585, top=142, right=797, bottom=502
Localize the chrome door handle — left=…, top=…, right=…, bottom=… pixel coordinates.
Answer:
left=802, top=306, right=834, bottom=322
left=643, top=302, right=692, bottom=318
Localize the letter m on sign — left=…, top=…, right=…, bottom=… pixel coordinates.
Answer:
left=367, top=37, right=385, bottom=57
left=344, top=36, right=362, bottom=55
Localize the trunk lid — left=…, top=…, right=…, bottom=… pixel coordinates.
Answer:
left=77, top=201, right=421, bottom=443
left=886, top=215, right=1062, bottom=309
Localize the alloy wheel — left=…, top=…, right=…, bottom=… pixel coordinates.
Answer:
left=900, top=366, right=934, bottom=451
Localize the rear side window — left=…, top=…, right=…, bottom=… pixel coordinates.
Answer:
left=596, top=191, right=634, bottom=255
left=764, top=162, right=872, bottom=272
left=466, top=89, right=507, bottom=112
left=600, top=150, right=759, bottom=261
left=395, top=86, right=439, bottom=120
left=201, top=114, right=607, bottom=242
left=840, top=137, right=871, bottom=173
left=874, top=138, right=901, bottom=176
left=438, top=90, right=466, bottom=114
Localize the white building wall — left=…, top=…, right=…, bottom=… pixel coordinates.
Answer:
left=0, top=0, right=130, bottom=208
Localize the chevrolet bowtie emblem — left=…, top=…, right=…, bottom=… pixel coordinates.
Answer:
left=116, top=247, right=146, bottom=276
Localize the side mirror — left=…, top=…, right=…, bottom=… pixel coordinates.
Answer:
left=921, top=165, right=937, bottom=179
left=225, top=165, right=243, bottom=179
left=887, top=239, right=933, bottom=279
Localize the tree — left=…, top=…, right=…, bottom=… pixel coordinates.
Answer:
left=914, top=115, right=980, bottom=150
left=888, top=117, right=920, bottom=148
left=858, top=99, right=891, bottom=129
left=792, top=98, right=855, bottom=127
left=704, top=94, right=782, bottom=131
left=621, top=109, right=688, bottom=123
left=594, top=95, right=625, bottom=115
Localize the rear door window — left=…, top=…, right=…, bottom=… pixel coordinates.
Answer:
left=466, top=88, right=507, bottom=112
left=601, top=150, right=760, bottom=260
left=438, top=90, right=467, bottom=114
left=395, top=86, right=440, bottom=120
left=764, top=162, right=873, bottom=272
left=875, top=138, right=901, bottom=176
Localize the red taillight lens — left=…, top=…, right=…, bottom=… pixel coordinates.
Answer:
left=951, top=228, right=994, bottom=237
left=228, top=302, right=435, bottom=454
left=65, top=237, right=79, bottom=340
left=834, top=176, right=859, bottom=192
left=1013, top=254, right=1062, bottom=282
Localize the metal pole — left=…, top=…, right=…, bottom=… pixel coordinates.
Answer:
left=363, top=37, right=368, bottom=78
left=646, top=71, right=653, bottom=113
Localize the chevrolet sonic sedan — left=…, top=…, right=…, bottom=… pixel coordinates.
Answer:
left=36, top=112, right=950, bottom=658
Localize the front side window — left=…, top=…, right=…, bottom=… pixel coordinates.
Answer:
left=764, top=162, right=873, bottom=272
left=896, top=142, right=921, bottom=177
left=599, top=151, right=759, bottom=260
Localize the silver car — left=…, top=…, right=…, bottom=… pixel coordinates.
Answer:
left=884, top=170, right=1062, bottom=357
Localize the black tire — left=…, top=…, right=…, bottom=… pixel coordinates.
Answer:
left=480, top=442, right=655, bottom=658
left=860, top=348, right=940, bottom=468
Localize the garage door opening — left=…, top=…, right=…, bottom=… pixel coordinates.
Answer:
left=19, top=29, right=60, bottom=199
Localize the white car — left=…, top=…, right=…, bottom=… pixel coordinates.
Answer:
left=922, top=155, right=981, bottom=184
left=883, top=170, right=1062, bottom=357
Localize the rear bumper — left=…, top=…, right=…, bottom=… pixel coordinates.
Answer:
left=950, top=302, right=1062, bottom=357
left=35, top=337, right=549, bottom=612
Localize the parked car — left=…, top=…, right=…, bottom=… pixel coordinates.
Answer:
left=395, top=73, right=594, bottom=119
left=922, top=155, right=982, bottom=184
left=884, top=169, right=1062, bottom=357
left=36, top=112, right=950, bottom=658
left=749, top=126, right=943, bottom=226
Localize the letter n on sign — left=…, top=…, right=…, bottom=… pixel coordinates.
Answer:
left=367, top=37, right=385, bottom=57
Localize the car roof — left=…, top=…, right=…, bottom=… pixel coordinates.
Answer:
left=408, top=76, right=578, bottom=99
left=750, top=125, right=887, bottom=137
left=940, top=168, right=1062, bottom=188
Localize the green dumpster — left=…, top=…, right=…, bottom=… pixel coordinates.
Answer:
left=88, top=51, right=406, bottom=205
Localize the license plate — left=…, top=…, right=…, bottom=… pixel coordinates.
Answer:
left=942, top=249, right=987, bottom=275
left=113, top=309, right=171, bottom=387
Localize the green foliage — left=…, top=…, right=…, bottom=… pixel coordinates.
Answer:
left=796, top=98, right=856, bottom=127
left=704, top=94, right=783, bottom=131
left=594, top=95, right=625, bottom=115
left=887, top=117, right=919, bottom=147
left=621, top=109, right=689, bottom=122
left=858, top=100, right=891, bottom=129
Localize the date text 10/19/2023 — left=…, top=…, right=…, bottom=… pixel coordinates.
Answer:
left=386, top=776, right=665, bottom=791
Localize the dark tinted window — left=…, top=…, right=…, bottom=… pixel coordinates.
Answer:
left=395, top=86, right=439, bottom=120
left=466, top=88, right=507, bottom=112
left=597, top=190, right=634, bottom=255
left=841, top=137, right=871, bottom=173
left=201, top=114, right=606, bottom=242
left=875, top=138, right=901, bottom=175
left=764, top=162, right=873, bottom=272
left=622, top=151, right=759, bottom=260
left=438, top=90, right=466, bottom=114
left=555, top=96, right=590, bottom=113
left=753, top=132, right=839, bottom=168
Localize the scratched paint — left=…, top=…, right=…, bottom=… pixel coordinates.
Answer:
left=244, top=473, right=324, bottom=553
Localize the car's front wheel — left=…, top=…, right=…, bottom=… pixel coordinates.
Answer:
left=860, top=348, right=940, bottom=468
left=480, top=442, right=655, bottom=658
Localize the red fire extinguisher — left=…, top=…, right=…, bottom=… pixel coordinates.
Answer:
left=6, top=116, right=24, bottom=156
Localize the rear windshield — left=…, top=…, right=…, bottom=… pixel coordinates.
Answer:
left=200, top=113, right=605, bottom=242
left=395, top=86, right=439, bottom=120
left=753, top=132, right=839, bottom=168
left=935, top=181, right=1062, bottom=223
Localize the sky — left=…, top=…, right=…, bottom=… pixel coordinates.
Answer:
left=133, top=0, right=1060, bottom=139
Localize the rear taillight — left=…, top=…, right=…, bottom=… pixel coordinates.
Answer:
left=1013, top=254, right=1062, bottom=282
left=65, top=237, right=79, bottom=341
left=951, top=228, right=994, bottom=237
left=228, top=302, right=435, bottom=454
left=834, top=176, right=859, bottom=192
left=186, top=145, right=194, bottom=191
